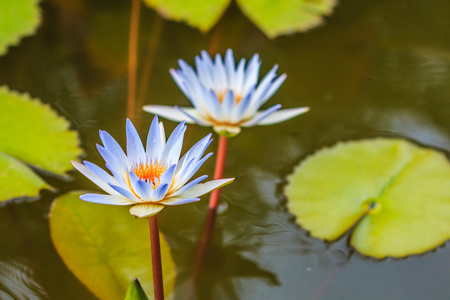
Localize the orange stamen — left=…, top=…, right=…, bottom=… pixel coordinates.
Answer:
left=216, top=90, right=242, bottom=104
left=131, top=161, right=167, bottom=184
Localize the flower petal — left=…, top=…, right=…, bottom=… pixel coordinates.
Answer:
left=143, top=105, right=197, bottom=123
left=162, top=121, right=186, bottom=165
left=146, top=115, right=164, bottom=161
left=109, top=183, right=140, bottom=202
left=80, top=194, right=136, bottom=205
left=126, top=119, right=146, bottom=163
left=96, top=144, right=127, bottom=176
left=169, top=174, right=208, bottom=197
left=152, top=183, right=170, bottom=201
left=240, top=104, right=282, bottom=127
left=128, top=171, right=151, bottom=201
left=175, top=178, right=234, bottom=199
left=175, top=106, right=210, bottom=126
left=129, top=204, right=164, bottom=218
left=252, top=107, right=309, bottom=126
left=71, top=161, right=120, bottom=196
left=99, top=130, right=129, bottom=170
left=159, top=197, right=200, bottom=205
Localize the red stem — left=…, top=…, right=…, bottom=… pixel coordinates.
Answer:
left=149, top=215, right=164, bottom=300
left=126, top=0, right=141, bottom=122
left=193, top=135, right=228, bottom=279
left=209, top=135, right=228, bottom=209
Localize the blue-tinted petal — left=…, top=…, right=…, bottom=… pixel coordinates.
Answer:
left=254, top=107, right=309, bottom=126
left=159, top=197, right=200, bottom=205
left=99, top=130, right=129, bottom=170
left=243, top=54, right=260, bottom=94
left=109, top=183, right=140, bottom=201
left=126, top=119, right=146, bottom=164
left=83, top=160, right=117, bottom=185
left=170, top=174, right=208, bottom=197
left=71, top=161, right=119, bottom=196
left=97, top=144, right=127, bottom=176
left=152, top=183, right=170, bottom=201
left=241, top=104, right=282, bottom=127
left=146, top=115, right=163, bottom=161
left=80, top=194, right=136, bottom=205
left=256, top=73, right=287, bottom=108
left=162, top=121, right=186, bottom=165
left=174, top=178, right=234, bottom=199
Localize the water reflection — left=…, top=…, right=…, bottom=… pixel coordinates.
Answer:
left=0, top=258, right=47, bottom=300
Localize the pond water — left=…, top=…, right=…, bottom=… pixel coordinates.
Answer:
left=1, top=0, right=450, bottom=299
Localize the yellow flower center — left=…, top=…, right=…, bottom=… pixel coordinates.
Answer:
left=131, top=161, right=167, bottom=184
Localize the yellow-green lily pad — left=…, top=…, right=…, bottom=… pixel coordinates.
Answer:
left=0, top=0, right=41, bottom=56
left=236, top=0, right=337, bottom=38
left=0, top=152, right=49, bottom=203
left=285, top=138, right=450, bottom=258
left=143, top=0, right=230, bottom=32
left=0, top=86, right=82, bottom=175
left=49, top=192, right=175, bottom=300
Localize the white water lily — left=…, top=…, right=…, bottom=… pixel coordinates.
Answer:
left=72, top=116, right=234, bottom=218
left=144, top=49, right=309, bottom=137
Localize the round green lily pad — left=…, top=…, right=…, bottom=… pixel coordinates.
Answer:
left=285, top=138, right=450, bottom=258
left=0, top=0, right=41, bottom=56
left=0, top=86, right=82, bottom=175
left=49, top=192, right=175, bottom=300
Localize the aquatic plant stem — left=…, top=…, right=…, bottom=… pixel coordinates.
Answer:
left=149, top=215, right=164, bottom=300
left=127, top=0, right=141, bottom=122
left=209, top=135, right=228, bottom=209
left=193, top=135, right=228, bottom=279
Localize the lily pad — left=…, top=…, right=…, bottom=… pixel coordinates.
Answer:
left=236, top=0, right=337, bottom=38
left=0, top=86, right=82, bottom=175
left=285, top=138, right=450, bottom=258
left=143, top=0, right=230, bottom=32
left=0, top=152, right=49, bottom=203
left=49, top=192, right=175, bottom=300
left=0, top=0, right=41, bottom=56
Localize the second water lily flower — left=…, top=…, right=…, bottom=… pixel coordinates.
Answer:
left=143, top=49, right=309, bottom=137
left=71, top=116, right=234, bottom=218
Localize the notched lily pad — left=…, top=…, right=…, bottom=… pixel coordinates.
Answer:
left=285, top=138, right=450, bottom=258
left=0, top=0, right=41, bottom=56
left=0, top=86, right=82, bottom=175
left=0, top=152, right=49, bottom=204
left=49, top=192, right=175, bottom=300
left=236, top=0, right=337, bottom=38
left=143, top=0, right=231, bottom=32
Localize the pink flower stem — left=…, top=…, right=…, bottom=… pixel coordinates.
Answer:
left=149, top=215, right=164, bottom=300
left=193, top=135, right=228, bottom=279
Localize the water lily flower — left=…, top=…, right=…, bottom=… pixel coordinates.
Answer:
left=143, top=49, right=309, bottom=137
left=71, top=116, right=234, bottom=218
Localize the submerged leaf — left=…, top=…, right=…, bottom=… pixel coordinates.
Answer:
left=0, top=86, right=82, bottom=175
left=285, top=138, right=450, bottom=258
left=236, top=0, right=337, bottom=38
left=0, top=0, right=41, bottom=56
left=143, top=0, right=230, bottom=32
left=49, top=192, right=175, bottom=300
left=125, top=278, right=149, bottom=300
left=0, top=152, right=49, bottom=203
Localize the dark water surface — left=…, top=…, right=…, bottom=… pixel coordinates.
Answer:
left=1, top=0, right=449, bottom=299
